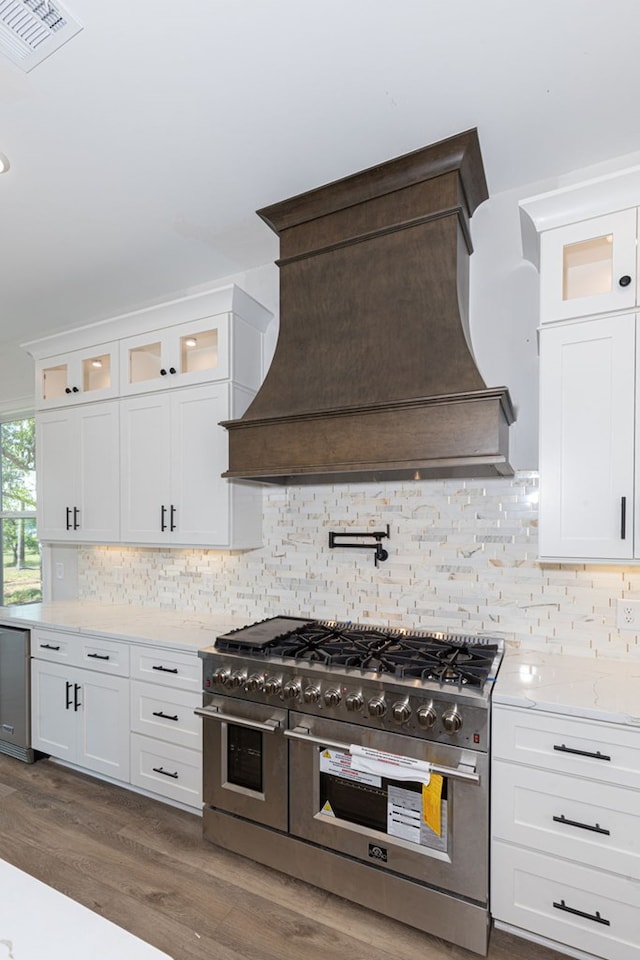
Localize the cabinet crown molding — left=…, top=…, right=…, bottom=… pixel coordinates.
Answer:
left=520, top=164, right=640, bottom=268
left=21, top=283, right=273, bottom=361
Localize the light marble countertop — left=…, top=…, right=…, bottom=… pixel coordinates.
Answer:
left=0, top=859, right=173, bottom=959
left=0, top=601, right=248, bottom=653
left=494, top=646, right=640, bottom=726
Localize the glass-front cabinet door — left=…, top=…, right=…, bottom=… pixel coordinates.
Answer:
left=35, top=342, right=119, bottom=408
left=540, top=208, right=637, bottom=322
left=119, top=314, right=230, bottom=395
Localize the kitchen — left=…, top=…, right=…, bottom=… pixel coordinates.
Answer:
left=1, top=3, right=640, bottom=960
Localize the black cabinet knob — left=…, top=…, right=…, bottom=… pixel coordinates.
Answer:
left=619, top=275, right=632, bottom=287
left=65, top=387, right=72, bottom=394
left=160, top=368, right=167, bottom=376
left=72, top=386, right=79, bottom=392
left=169, top=367, right=177, bottom=375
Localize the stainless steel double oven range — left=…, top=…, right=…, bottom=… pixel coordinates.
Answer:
left=197, top=617, right=504, bottom=955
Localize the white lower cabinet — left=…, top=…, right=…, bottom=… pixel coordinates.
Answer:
left=491, top=704, right=640, bottom=960
left=129, top=646, right=202, bottom=809
left=31, top=659, right=129, bottom=781
left=31, top=631, right=202, bottom=811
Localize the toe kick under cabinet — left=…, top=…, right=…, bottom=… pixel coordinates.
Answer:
left=491, top=704, right=640, bottom=960
left=31, top=629, right=202, bottom=811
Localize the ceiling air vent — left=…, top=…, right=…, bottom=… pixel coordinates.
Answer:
left=0, top=0, right=82, bottom=71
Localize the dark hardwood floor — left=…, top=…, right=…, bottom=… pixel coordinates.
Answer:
left=0, top=755, right=568, bottom=960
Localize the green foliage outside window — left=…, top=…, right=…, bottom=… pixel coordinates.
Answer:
left=1, top=417, right=41, bottom=605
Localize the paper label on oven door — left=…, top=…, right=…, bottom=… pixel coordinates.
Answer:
left=387, top=785, right=448, bottom=851
left=319, top=749, right=382, bottom=787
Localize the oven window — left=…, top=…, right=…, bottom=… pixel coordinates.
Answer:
left=227, top=724, right=263, bottom=792
left=319, top=754, right=448, bottom=852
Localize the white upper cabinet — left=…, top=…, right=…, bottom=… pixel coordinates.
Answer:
left=119, top=314, right=231, bottom=394
left=26, top=284, right=272, bottom=548
left=538, top=315, right=636, bottom=559
left=35, top=342, right=119, bottom=409
left=540, top=209, right=638, bottom=323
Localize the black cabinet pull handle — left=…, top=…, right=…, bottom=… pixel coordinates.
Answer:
left=152, top=711, right=179, bottom=722
left=161, top=504, right=167, bottom=532
left=152, top=665, right=179, bottom=674
left=152, top=766, right=179, bottom=779
left=553, top=814, right=610, bottom=836
left=553, top=899, right=610, bottom=926
left=41, top=643, right=61, bottom=651
left=160, top=368, right=167, bottom=376
left=619, top=274, right=632, bottom=287
left=73, top=506, right=80, bottom=530
left=553, top=743, right=611, bottom=761
left=621, top=496, right=627, bottom=539
left=87, top=652, right=110, bottom=660
left=66, top=506, right=72, bottom=530
left=170, top=504, right=176, bottom=531
left=74, top=683, right=81, bottom=712
left=65, top=681, right=72, bottom=709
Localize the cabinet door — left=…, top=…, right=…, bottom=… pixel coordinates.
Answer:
left=36, top=342, right=118, bottom=409
left=30, top=659, right=76, bottom=760
left=169, top=383, right=231, bottom=546
left=119, top=315, right=230, bottom=395
left=120, top=394, right=172, bottom=543
left=36, top=410, right=79, bottom=541
left=76, top=671, right=129, bottom=781
left=540, top=209, right=637, bottom=322
left=37, top=403, right=120, bottom=543
left=75, top=402, right=120, bottom=542
left=539, top=315, right=635, bottom=559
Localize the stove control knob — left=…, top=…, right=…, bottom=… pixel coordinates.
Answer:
left=324, top=688, right=342, bottom=707
left=345, top=693, right=364, bottom=712
left=283, top=680, right=302, bottom=701
left=228, top=670, right=247, bottom=689
left=303, top=685, right=321, bottom=703
left=391, top=701, right=411, bottom=724
left=211, top=667, right=230, bottom=686
left=416, top=705, right=437, bottom=729
left=367, top=697, right=387, bottom=718
left=244, top=674, right=263, bottom=692
left=263, top=677, right=282, bottom=696
left=442, top=708, right=462, bottom=733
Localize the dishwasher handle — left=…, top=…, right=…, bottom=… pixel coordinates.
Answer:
left=283, top=726, right=480, bottom=784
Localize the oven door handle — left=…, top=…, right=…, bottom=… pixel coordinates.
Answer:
left=195, top=706, right=281, bottom=733
left=283, top=726, right=480, bottom=784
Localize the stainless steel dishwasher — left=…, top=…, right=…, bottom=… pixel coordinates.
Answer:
left=0, top=626, right=34, bottom=762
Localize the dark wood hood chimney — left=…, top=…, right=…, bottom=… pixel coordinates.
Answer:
left=222, top=129, right=515, bottom=484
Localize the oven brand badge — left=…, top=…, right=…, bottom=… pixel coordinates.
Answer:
left=368, top=843, right=388, bottom=863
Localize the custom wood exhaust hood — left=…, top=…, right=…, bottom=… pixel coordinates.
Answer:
left=222, top=129, right=515, bottom=484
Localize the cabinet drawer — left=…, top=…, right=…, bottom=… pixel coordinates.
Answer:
left=492, top=840, right=640, bottom=960
left=130, top=681, right=201, bottom=750
left=31, top=629, right=79, bottom=665
left=130, top=646, right=200, bottom=692
left=492, top=759, right=640, bottom=879
left=130, top=733, right=201, bottom=808
left=77, top=635, right=129, bottom=677
left=492, top=706, right=640, bottom=789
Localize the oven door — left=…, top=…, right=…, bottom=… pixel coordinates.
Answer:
left=197, top=694, right=288, bottom=831
left=286, top=712, right=489, bottom=903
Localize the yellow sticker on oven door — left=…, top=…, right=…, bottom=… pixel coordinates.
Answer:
left=422, top=774, right=443, bottom=836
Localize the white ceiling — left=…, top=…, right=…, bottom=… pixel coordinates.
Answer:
left=1, top=0, right=640, bottom=352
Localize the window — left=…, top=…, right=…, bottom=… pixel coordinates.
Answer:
left=0, top=417, right=41, bottom=605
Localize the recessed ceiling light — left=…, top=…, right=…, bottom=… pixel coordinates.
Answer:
left=0, top=153, right=9, bottom=174
left=0, top=0, right=83, bottom=72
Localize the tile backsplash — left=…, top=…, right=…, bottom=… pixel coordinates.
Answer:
left=78, top=471, right=640, bottom=661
